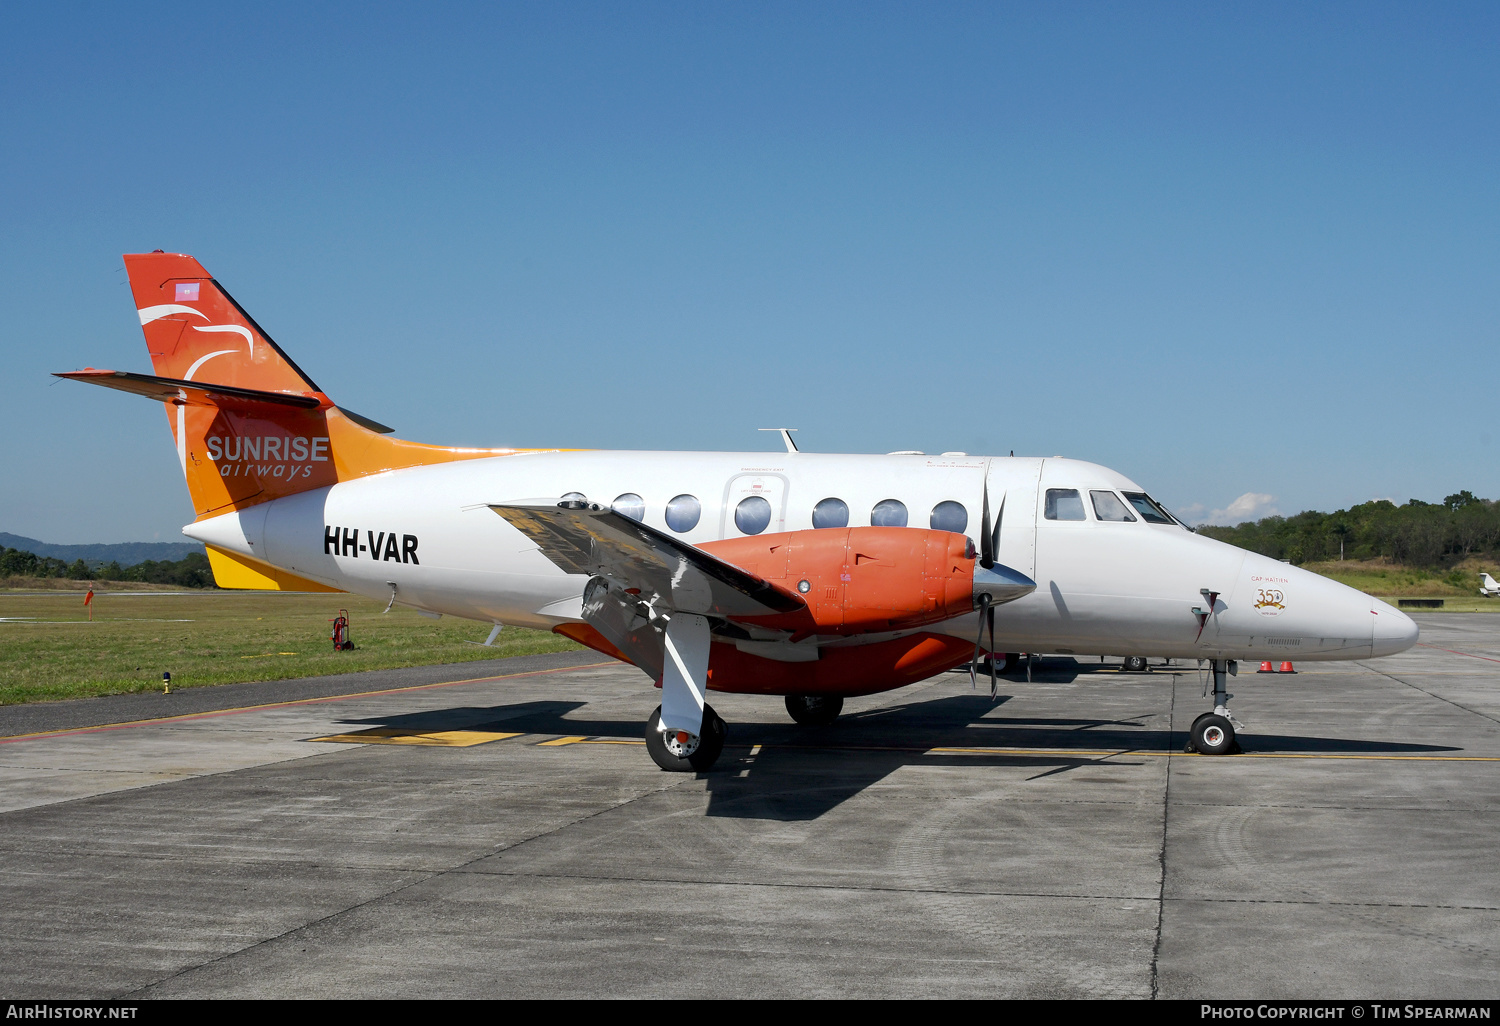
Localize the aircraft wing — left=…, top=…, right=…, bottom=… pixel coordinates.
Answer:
left=490, top=502, right=804, bottom=618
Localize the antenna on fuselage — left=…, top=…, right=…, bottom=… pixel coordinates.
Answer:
left=758, top=428, right=799, bottom=453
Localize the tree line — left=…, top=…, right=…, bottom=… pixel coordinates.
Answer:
left=0, top=547, right=216, bottom=588
left=1196, top=492, right=1500, bottom=568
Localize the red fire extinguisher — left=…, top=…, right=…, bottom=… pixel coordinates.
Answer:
left=330, top=609, right=354, bottom=651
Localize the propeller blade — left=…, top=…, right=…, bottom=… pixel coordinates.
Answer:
left=991, top=494, right=1004, bottom=567
left=970, top=592, right=992, bottom=689
left=979, top=485, right=994, bottom=569
left=987, top=605, right=998, bottom=700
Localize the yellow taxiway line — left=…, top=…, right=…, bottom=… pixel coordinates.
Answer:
left=5, top=660, right=1494, bottom=764
left=311, top=728, right=523, bottom=747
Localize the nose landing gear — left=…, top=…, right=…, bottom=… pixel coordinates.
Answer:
left=1185, top=658, right=1243, bottom=754
left=1188, top=713, right=1237, bottom=754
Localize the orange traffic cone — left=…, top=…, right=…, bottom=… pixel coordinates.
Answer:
left=1279, top=661, right=1296, bottom=674
left=1257, top=660, right=1274, bottom=673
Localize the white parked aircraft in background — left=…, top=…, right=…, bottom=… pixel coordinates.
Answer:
left=59, top=252, right=1420, bottom=770
left=1481, top=573, right=1500, bottom=597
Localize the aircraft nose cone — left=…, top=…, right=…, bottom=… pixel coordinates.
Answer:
left=974, top=563, right=1037, bottom=607
left=1371, top=598, right=1419, bottom=656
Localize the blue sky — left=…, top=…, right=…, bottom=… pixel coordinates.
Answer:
left=2, top=2, right=1496, bottom=542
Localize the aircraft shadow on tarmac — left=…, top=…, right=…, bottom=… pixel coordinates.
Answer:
left=329, top=676, right=1460, bottom=822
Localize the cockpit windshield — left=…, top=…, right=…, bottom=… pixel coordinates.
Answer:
left=1121, top=491, right=1175, bottom=525
left=1090, top=490, right=1137, bottom=522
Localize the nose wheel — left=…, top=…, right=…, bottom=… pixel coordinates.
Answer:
left=646, top=703, right=727, bottom=771
left=1187, top=712, right=1238, bottom=754
left=1184, top=658, right=1243, bottom=754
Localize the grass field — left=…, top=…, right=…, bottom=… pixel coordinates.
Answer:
left=0, top=590, right=582, bottom=705
left=1302, top=560, right=1472, bottom=597
left=1300, top=560, right=1500, bottom=611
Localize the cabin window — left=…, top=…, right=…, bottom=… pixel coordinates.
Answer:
left=1090, top=490, right=1137, bottom=522
left=735, top=495, right=773, bottom=535
left=1044, top=488, right=1087, bottom=521
left=1121, top=491, right=1174, bottom=524
left=665, top=494, right=701, bottom=533
left=930, top=500, right=968, bottom=533
left=561, top=491, right=586, bottom=504
left=812, top=497, right=849, bottom=529
left=871, top=498, right=908, bottom=528
left=611, top=493, right=645, bottom=522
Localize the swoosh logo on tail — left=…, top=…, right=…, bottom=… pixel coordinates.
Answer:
left=190, top=323, right=256, bottom=358
left=139, top=304, right=210, bottom=325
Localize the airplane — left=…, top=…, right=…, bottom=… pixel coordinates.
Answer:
left=56, top=251, right=1420, bottom=770
left=1481, top=573, right=1500, bottom=597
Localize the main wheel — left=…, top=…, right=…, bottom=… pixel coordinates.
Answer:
left=1122, top=656, right=1148, bottom=672
left=1189, top=713, right=1238, bottom=755
left=645, top=704, right=727, bottom=772
left=784, top=694, right=844, bottom=726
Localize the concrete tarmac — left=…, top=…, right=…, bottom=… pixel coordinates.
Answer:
left=0, top=614, right=1496, bottom=999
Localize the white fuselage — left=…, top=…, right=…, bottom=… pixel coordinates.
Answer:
left=185, top=452, right=1418, bottom=663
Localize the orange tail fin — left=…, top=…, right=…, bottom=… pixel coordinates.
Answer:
left=128, top=251, right=322, bottom=397
left=61, top=252, right=528, bottom=521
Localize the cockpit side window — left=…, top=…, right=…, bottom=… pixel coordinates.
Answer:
left=1121, top=491, right=1174, bottom=524
left=1044, top=488, right=1087, bottom=521
left=1090, top=490, right=1137, bottom=522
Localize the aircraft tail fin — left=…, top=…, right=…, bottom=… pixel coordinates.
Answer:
left=58, top=251, right=526, bottom=523
left=125, top=251, right=323, bottom=398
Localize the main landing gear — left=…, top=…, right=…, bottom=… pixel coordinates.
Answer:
left=785, top=694, right=843, bottom=726
left=646, top=703, right=727, bottom=772
left=1186, top=658, right=1242, bottom=755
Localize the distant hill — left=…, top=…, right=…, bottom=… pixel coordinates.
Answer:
left=0, top=533, right=205, bottom=566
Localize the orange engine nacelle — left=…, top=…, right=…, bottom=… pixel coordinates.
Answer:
left=699, top=526, right=976, bottom=636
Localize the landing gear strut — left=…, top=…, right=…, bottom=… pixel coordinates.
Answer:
left=785, top=694, right=843, bottom=726
left=646, top=703, right=727, bottom=772
left=1186, top=658, right=1241, bottom=755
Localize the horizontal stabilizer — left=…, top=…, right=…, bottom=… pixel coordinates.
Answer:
left=491, top=501, right=804, bottom=618
left=55, top=368, right=323, bottom=411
